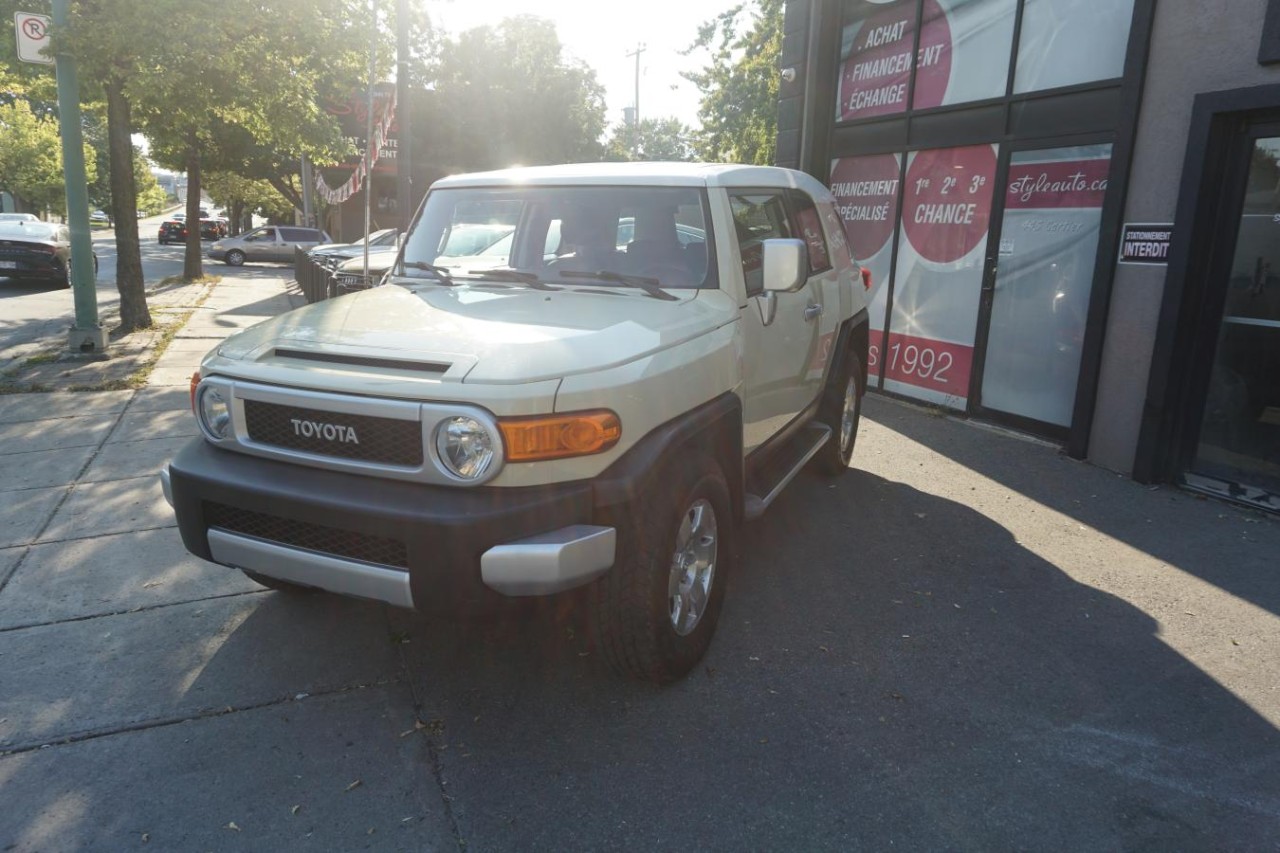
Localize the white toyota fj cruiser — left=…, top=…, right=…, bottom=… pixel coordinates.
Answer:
left=162, top=162, right=870, bottom=683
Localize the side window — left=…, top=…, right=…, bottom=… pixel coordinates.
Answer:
left=728, top=191, right=792, bottom=295
left=790, top=191, right=832, bottom=274
left=280, top=228, right=314, bottom=242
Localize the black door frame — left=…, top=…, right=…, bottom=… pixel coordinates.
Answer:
left=1134, top=86, right=1280, bottom=483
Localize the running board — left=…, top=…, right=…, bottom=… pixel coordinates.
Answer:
left=743, top=424, right=831, bottom=520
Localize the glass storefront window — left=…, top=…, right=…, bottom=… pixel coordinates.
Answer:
left=886, top=143, right=999, bottom=408
left=836, top=0, right=1016, bottom=123
left=929, top=0, right=1017, bottom=107
left=829, top=153, right=904, bottom=388
left=837, top=0, right=919, bottom=121
left=979, top=144, right=1113, bottom=426
left=1013, top=0, right=1135, bottom=94
left=1192, top=137, right=1280, bottom=498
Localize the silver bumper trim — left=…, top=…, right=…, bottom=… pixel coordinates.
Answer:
left=207, top=528, right=414, bottom=608
left=481, top=525, right=616, bottom=596
left=159, top=466, right=173, bottom=506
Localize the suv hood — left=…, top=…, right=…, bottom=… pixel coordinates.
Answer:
left=214, top=282, right=734, bottom=384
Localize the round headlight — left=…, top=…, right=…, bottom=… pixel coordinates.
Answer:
left=199, top=386, right=231, bottom=440
left=435, top=416, right=495, bottom=480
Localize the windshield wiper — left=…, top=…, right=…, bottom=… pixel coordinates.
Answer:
left=459, top=269, right=560, bottom=291
left=400, top=261, right=455, bottom=283
left=557, top=270, right=679, bottom=301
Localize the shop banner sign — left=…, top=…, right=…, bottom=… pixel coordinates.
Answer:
left=829, top=152, right=903, bottom=386
left=1118, top=223, right=1173, bottom=264
left=837, top=0, right=1016, bottom=122
left=885, top=143, right=998, bottom=408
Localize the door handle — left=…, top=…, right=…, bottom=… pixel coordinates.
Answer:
left=804, top=303, right=823, bottom=322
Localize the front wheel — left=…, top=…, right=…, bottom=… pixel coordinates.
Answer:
left=811, top=347, right=863, bottom=476
left=225, top=249, right=246, bottom=266
left=593, top=453, right=734, bottom=683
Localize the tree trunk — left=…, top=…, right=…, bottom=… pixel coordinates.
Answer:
left=230, top=200, right=244, bottom=236
left=183, top=139, right=203, bottom=281
left=105, top=76, right=151, bottom=332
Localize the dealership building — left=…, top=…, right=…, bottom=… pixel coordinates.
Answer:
left=775, top=0, right=1280, bottom=510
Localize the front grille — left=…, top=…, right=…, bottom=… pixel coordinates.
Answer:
left=333, top=271, right=378, bottom=292
left=243, top=399, right=423, bottom=466
left=205, top=502, right=409, bottom=569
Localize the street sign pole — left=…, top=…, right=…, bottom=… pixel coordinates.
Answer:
left=50, top=0, right=106, bottom=353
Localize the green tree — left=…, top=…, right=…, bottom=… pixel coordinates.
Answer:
left=424, top=16, right=607, bottom=172
left=57, top=0, right=380, bottom=328
left=683, top=0, right=783, bottom=165
left=203, top=171, right=296, bottom=235
left=605, top=117, right=697, bottom=162
left=0, top=97, right=96, bottom=214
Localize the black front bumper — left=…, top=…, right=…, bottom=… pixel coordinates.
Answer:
left=169, top=439, right=601, bottom=608
left=167, top=391, right=742, bottom=609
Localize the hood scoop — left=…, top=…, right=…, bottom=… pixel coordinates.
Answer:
left=273, top=348, right=450, bottom=375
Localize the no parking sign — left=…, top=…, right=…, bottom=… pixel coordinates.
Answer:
left=15, top=11, right=54, bottom=65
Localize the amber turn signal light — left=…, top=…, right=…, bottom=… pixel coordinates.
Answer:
left=499, top=411, right=621, bottom=462
left=189, top=371, right=201, bottom=413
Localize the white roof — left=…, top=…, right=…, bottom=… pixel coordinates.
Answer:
left=431, top=161, right=832, bottom=199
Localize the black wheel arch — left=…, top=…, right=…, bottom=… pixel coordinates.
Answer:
left=831, top=307, right=870, bottom=397
left=592, top=391, right=745, bottom=527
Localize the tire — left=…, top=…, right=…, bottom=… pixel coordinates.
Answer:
left=811, top=346, right=863, bottom=476
left=225, top=249, right=246, bottom=266
left=593, top=453, right=734, bottom=683
left=241, top=569, right=316, bottom=594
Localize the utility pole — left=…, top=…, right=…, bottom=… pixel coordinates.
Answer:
left=626, top=43, right=645, bottom=155
left=51, top=0, right=105, bottom=353
left=362, top=0, right=376, bottom=280
left=396, top=0, right=412, bottom=232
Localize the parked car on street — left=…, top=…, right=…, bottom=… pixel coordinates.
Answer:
left=0, top=212, right=40, bottom=222
left=163, top=162, right=870, bottom=683
left=208, top=225, right=332, bottom=266
left=199, top=218, right=228, bottom=240
left=0, top=220, right=98, bottom=285
left=308, top=228, right=399, bottom=268
left=329, top=247, right=399, bottom=294
left=158, top=219, right=188, bottom=244
left=89, top=210, right=110, bottom=228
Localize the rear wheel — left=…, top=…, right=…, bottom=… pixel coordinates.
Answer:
left=225, top=249, right=246, bottom=266
left=593, top=453, right=734, bottom=683
left=811, top=346, right=863, bottom=476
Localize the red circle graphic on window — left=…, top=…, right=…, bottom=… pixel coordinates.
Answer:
left=901, top=144, right=997, bottom=265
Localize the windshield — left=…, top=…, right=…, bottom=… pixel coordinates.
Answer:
left=400, top=185, right=715, bottom=289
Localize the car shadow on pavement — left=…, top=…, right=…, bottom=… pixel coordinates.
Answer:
left=2, top=459, right=1277, bottom=848
left=351, top=467, right=1278, bottom=849
left=0, top=278, right=69, bottom=298
left=862, top=395, right=1280, bottom=620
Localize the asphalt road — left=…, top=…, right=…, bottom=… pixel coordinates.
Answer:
left=0, top=212, right=192, bottom=366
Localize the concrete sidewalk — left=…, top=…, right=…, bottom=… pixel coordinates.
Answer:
left=0, top=274, right=1277, bottom=850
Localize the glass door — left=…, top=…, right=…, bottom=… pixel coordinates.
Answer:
left=1187, top=133, right=1280, bottom=507
left=973, top=143, right=1114, bottom=432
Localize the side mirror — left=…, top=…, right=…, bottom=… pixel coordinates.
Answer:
left=761, top=238, right=807, bottom=293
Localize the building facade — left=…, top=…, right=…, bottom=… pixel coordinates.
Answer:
left=778, top=0, right=1280, bottom=511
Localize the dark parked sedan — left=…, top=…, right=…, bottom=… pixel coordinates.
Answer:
left=158, top=219, right=188, bottom=244
left=0, top=221, right=97, bottom=286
